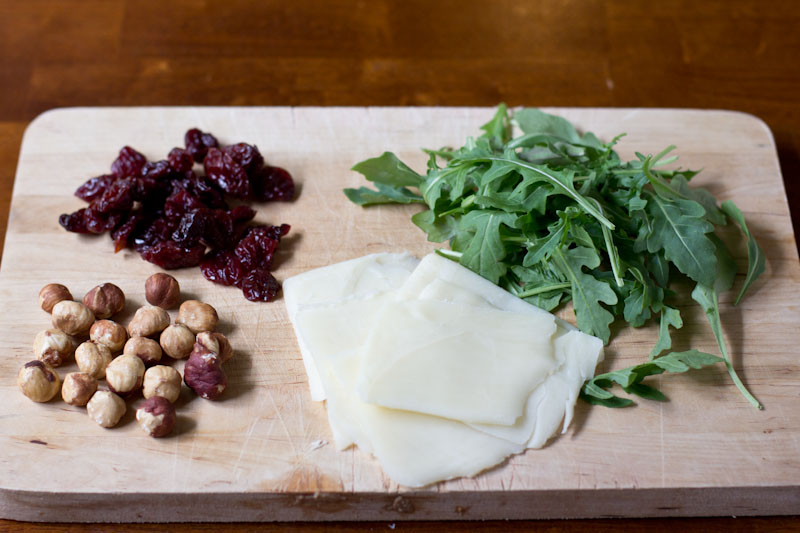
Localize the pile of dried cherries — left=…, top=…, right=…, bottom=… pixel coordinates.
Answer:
left=59, top=129, right=294, bottom=302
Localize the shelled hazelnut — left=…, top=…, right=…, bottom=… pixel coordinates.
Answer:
left=143, top=365, right=182, bottom=403
left=136, top=396, right=177, bottom=437
left=89, top=319, right=128, bottom=353
left=82, top=283, right=125, bottom=319
left=51, top=300, right=94, bottom=336
left=195, top=331, right=233, bottom=363
left=128, top=305, right=170, bottom=338
left=38, top=283, right=72, bottom=313
left=17, top=360, right=61, bottom=402
left=61, top=372, right=98, bottom=406
left=159, top=324, right=195, bottom=359
left=145, top=273, right=180, bottom=309
left=184, top=339, right=227, bottom=400
left=75, top=341, right=113, bottom=379
left=105, top=354, right=145, bottom=397
left=177, top=300, right=218, bottom=334
left=86, top=391, right=126, bottom=428
left=33, top=328, right=75, bottom=367
left=123, top=336, right=162, bottom=366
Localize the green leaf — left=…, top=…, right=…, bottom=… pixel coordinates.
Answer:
left=581, top=349, right=724, bottom=407
left=552, top=247, right=618, bottom=343
left=670, top=175, right=727, bottom=226
left=649, top=306, right=683, bottom=359
left=343, top=183, right=425, bottom=206
left=351, top=152, right=423, bottom=187
left=646, top=196, right=717, bottom=287
left=721, top=200, right=766, bottom=305
left=411, top=210, right=457, bottom=243
left=479, top=103, right=511, bottom=146
left=513, top=108, right=604, bottom=149
left=453, top=210, right=517, bottom=284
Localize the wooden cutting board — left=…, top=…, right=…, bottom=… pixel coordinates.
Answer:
left=0, top=107, right=798, bottom=522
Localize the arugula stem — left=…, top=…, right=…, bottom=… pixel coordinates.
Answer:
left=516, top=282, right=571, bottom=298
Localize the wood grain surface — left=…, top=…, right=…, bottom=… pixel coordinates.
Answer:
left=1, top=0, right=799, bottom=531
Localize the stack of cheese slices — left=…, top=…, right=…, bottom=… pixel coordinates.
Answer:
left=283, top=252, right=603, bottom=487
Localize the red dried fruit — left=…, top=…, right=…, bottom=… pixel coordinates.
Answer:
left=139, top=240, right=206, bottom=269
left=203, top=147, right=252, bottom=198
left=59, top=129, right=294, bottom=300
left=239, top=268, right=281, bottom=302
left=75, top=174, right=117, bottom=202
left=111, top=146, right=147, bottom=178
left=185, top=128, right=218, bottom=163
left=167, top=147, right=194, bottom=173
left=254, top=165, right=295, bottom=202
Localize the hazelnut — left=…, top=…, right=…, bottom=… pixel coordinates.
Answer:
left=75, top=341, right=113, bottom=379
left=33, top=328, right=75, bottom=367
left=145, top=273, right=181, bottom=309
left=128, top=305, right=170, bottom=338
left=123, top=336, right=162, bottom=366
left=61, top=372, right=98, bottom=406
left=86, top=391, right=126, bottom=428
left=38, top=283, right=72, bottom=313
left=136, top=396, right=177, bottom=437
left=105, top=354, right=145, bottom=397
left=51, top=300, right=95, bottom=336
left=195, top=331, right=233, bottom=363
left=159, top=324, right=195, bottom=359
left=89, top=319, right=128, bottom=353
left=82, top=283, right=125, bottom=319
left=184, top=345, right=227, bottom=400
left=143, top=365, right=182, bottom=403
left=17, top=360, right=61, bottom=402
left=177, top=300, right=218, bottom=334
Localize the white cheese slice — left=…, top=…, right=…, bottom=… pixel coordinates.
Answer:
left=355, top=299, right=558, bottom=425
left=283, top=252, right=419, bottom=401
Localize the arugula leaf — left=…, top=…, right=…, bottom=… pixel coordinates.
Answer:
left=649, top=306, right=683, bottom=359
left=721, top=200, right=766, bottom=304
left=351, top=152, right=423, bottom=187
left=452, top=210, right=517, bottom=284
left=646, top=196, right=717, bottom=287
left=514, top=108, right=604, bottom=149
left=411, top=211, right=457, bottom=243
left=552, top=247, right=617, bottom=343
left=580, top=349, right=724, bottom=407
left=343, top=183, right=424, bottom=206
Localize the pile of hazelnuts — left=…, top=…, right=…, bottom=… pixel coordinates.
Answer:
left=17, top=273, right=234, bottom=438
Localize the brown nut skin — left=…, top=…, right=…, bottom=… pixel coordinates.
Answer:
left=128, top=305, right=170, bottom=338
left=195, top=331, right=233, bottom=363
left=33, top=328, right=75, bottom=367
left=184, top=348, right=227, bottom=400
left=51, top=300, right=95, bottom=336
left=39, top=283, right=72, bottom=313
left=61, top=372, right=98, bottom=406
left=136, top=396, right=177, bottom=437
left=105, top=354, right=145, bottom=398
left=82, top=283, right=125, bottom=319
left=123, top=336, right=163, bottom=366
left=17, top=360, right=61, bottom=402
left=177, top=300, right=218, bottom=334
left=143, top=365, right=182, bottom=403
left=86, top=391, right=126, bottom=428
left=159, top=324, right=195, bottom=359
left=75, top=341, right=113, bottom=379
left=145, top=273, right=181, bottom=309
left=89, top=319, right=128, bottom=353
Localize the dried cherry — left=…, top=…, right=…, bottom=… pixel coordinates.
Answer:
left=185, top=128, right=218, bottom=163
left=59, top=129, right=294, bottom=302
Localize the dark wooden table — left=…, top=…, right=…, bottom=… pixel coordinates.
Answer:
left=1, top=1, right=798, bottom=530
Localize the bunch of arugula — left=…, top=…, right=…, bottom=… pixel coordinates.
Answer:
left=344, top=105, right=765, bottom=408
